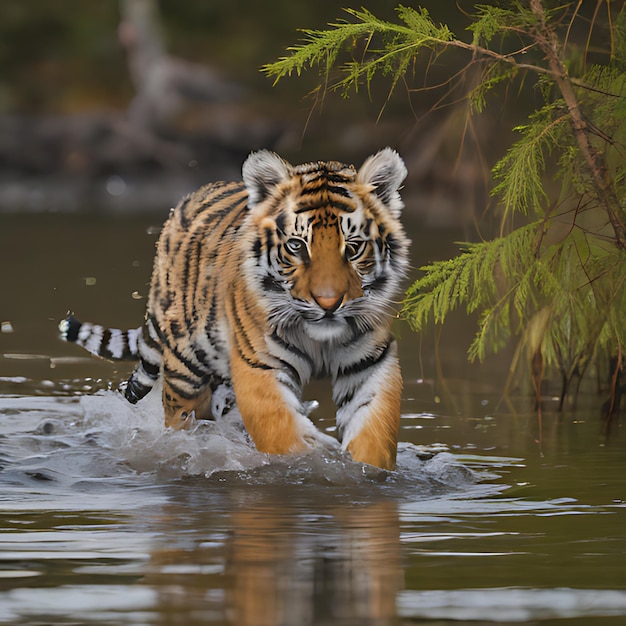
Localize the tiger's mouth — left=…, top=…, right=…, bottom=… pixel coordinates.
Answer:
left=303, top=314, right=350, bottom=341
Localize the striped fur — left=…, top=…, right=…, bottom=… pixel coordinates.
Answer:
left=60, top=148, right=410, bottom=469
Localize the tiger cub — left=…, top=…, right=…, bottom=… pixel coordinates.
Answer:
left=60, top=148, right=410, bottom=469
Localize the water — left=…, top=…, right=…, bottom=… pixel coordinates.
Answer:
left=1, top=213, right=626, bottom=625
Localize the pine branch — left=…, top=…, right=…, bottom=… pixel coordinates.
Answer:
left=263, top=3, right=606, bottom=105
left=491, top=106, right=568, bottom=223
left=262, top=5, right=559, bottom=91
left=263, top=7, right=455, bottom=96
left=402, top=221, right=543, bottom=350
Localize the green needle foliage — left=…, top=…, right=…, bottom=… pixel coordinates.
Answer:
left=264, top=1, right=626, bottom=409
left=266, top=7, right=454, bottom=97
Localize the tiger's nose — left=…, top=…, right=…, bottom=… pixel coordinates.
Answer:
left=312, top=291, right=345, bottom=313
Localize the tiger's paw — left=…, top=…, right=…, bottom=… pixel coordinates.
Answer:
left=165, top=409, right=197, bottom=430
left=301, top=425, right=340, bottom=453
left=293, top=401, right=338, bottom=453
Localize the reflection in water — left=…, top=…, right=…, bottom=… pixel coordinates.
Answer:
left=229, top=501, right=401, bottom=625
left=147, top=493, right=403, bottom=626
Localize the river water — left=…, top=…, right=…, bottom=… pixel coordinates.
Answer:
left=1, top=213, right=625, bottom=625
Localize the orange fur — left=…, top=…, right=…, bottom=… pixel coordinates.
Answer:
left=162, top=377, right=213, bottom=430
left=290, top=218, right=363, bottom=307
left=345, top=362, right=403, bottom=470
left=230, top=351, right=309, bottom=454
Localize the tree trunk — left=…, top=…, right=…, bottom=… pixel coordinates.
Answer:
left=530, top=0, right=626, bottom=249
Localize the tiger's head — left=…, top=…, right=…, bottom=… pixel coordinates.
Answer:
left=242, top=148, right=410, bottom=342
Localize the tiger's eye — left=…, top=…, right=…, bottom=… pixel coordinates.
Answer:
left=286, top=238, right=305, bottom=254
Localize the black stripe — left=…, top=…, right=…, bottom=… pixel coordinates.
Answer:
left=275, top=211, right=287, bottom=234
left=368, top=275, right=388, bottom=291
left=193, top=346, right=208, bottom=365
left=386, top=233, right=401, bottom=253
left=177, top=196, right=193, bottom=229
left=159, top=290, right=174, bottom=313
left=295, top=199, right=355, bottom=213
left=198, top=182, right=245, bottom=213
left=124, top=374, right=152, bottom=404
left=270, top=331, right=315, bottom=370
left=63, top=316, right=83, bottom=342
left=252, top=236, right=262, bottom=259
left=141, top=358, right=160, bottom=378
left=183, top=234, right=203, bottom=329
left=208, top=182, right=244, bottom=203
left=277, top=358, right=302, bottom=389
left=163, top=375, right=203, bottom=400
left=204, top=288, right=219, bottom=338
left=236, top=345, right=274, bottom=371
left=232, top=314, right=261, bottom=362
left=150, top=316, right=208, bottom=380
left=99, top=329, right=112, bottom=357
left=327, top=185, right=352, bottom=198
left=337, top=341, right=392, bottom=378
left=229, top=296, right=275, bottom=373
left=326, top=172, right=355, bottom=184
left=164, top=366, right=209, bottom=387
left=165, top=368, right=222, bottom=397
left=264, top=226, right=273, bottom=266
left=262, top=275, right=284, bottom=293
left=168, top=319, right=184, bottom=340
left=329, top=200, right=356, bottom=213
left=199, top=193, right=247, bottom=238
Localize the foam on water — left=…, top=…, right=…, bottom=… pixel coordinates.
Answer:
left=0, top=385, right=499, bottom=503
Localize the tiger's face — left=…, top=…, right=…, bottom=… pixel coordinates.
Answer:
left=242, top=149, right=410, bottom=341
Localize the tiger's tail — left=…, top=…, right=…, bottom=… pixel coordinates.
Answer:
left=59, top=315, right=162, bottom=404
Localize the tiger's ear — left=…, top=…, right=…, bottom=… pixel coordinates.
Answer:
left=357, top=148, right=407, bottom=217
left=242, top=150, right=292, bottom=208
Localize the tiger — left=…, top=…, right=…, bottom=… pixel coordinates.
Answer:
left=60, top=148, right=410, bottom=470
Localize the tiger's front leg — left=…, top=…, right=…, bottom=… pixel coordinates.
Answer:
left=334, top=340, right=403, bottom=470
left=229, top=348, right=318, bottom=455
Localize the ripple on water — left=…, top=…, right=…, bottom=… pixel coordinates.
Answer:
left=398, top=587, right=626, bottom=622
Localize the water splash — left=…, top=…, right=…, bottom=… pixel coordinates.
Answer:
left=79, top=388, right=492, bottom=491
left=0, top=387, right=493, bottom=499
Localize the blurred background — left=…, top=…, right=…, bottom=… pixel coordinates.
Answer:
left=0, top=0, right=509, bottom=224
